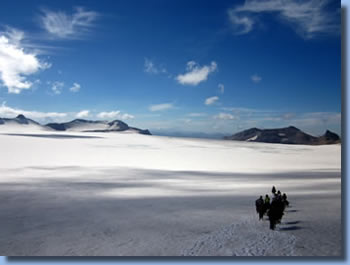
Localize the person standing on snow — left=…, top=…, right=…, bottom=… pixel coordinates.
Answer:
left=282, top=193, right=289, bottom=208
left=264, top=194, right=270, bottom=210
left=268, top=198, right=281, bottom=230
left=272, top=186, right=276, bottom=195
left=255, top=196, right=265, bottom=220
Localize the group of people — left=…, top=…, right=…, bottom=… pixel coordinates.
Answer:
left=255, top=186, right=290, bottom=230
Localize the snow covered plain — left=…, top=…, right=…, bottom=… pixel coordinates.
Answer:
left=0, top=131, right=341, bottom=256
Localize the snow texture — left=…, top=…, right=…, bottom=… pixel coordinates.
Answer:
left=0, top=132, right=341, bottom=256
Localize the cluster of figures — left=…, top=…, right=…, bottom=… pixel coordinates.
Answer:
left=255, top=186, right=290, bottom=230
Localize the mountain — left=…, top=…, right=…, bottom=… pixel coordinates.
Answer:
left=317, top=130, right=341, bottom=145
left=0, top=114, right=49, bottom=132
left=0, top=115, right=151, bottom=135
left=0, top=114, right=39, bottom=125
left=46, top=119, right=151, bottom=135
left=46, top=119, right=128, bottom=132
left=152, top=130, right=227, bottom=139
left=224, top=126, right=340, bottom=145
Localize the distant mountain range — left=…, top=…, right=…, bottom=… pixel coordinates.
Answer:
left=151, top=130, right=227, bottom=139
left=224, top=126, right=340, bottom=145
left=0, top=115, right=341, bottom=144
left=0, top=114, right=46, bottom=132
left=0, top=114, right=40, bottom=126
left=0, top=114, right=151, bottom=135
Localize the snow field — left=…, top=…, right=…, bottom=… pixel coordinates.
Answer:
left=0, top=132, right=341, bottom=256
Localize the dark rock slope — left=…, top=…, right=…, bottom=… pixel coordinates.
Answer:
left=224, top=126, right=340, bottom=145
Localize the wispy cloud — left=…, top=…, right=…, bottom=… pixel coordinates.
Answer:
left=222, top=106, right=265, bottom=112
left=120, top=113, right=135, bottom=120
left=285, top=112, right=341, bottom=126
left=205, top=96, right=219, bottom=106
left=76, top=110, right=89, bottom=118
left=218, top=83, right=225, bottom=94
left=0, top=102, right=67, bottom=120
left=149, top=103, right=174, bottom=112
left=220, top=105, right=340, bottom=134
left=69, top=82, right=81, bottom=92
left=97, top=111, right=134, bottom=120
left=97, top=111, right=120, bottom=119
left=228, top=12, right=254, bottom=35
left=176, top=61, right=217, bottom=86
left=50, top=81, right=64, bottom=95
left=40, top=7, right=99, bottom=39
left=214, top=112, right=236, bottom=120
left=0, top=28, right=50, bottom=94
left=187, top=113, right=207, bottom=117
left=228, top=0, right=340, bottom=39
left=144, top=58, right=167, bottom=75
left=251, top=74, right=262, bottom=83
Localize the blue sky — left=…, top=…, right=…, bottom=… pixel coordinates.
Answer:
left=0, top=0, right=341, bottom=136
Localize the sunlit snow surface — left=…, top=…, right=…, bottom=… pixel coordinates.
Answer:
left=0, top=131, right=341, bottom=256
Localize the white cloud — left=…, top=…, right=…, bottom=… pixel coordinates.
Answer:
left=69, top=82, right=81, bottom=92
left=281, top=112, right=296, bottom=120
left=218, top=83, right=225, bottom=94
left=144, top=58, right=158, bottom=74
left=144, top=58, right=167, bottom=75
left=222, top=106, right=271, bottom=114
left=228, top=0, right=339, bottom=39
left=50, top=81, right=64, bottom=95
left=97, top=111, right=134, bottom=120
left=40, top=7, right=99, bottom=39
left=176, top=61, right=217, bottom=86
left=205, top=96, right=219, bottom=106
left=0, top=28, right=50, bottom=94
left=97, top=111, right=120, bottom=119
left=120, top=113, right=135, bottom=120
left=0, top=102, right=67, bottom=120
left=76, top=110, right=89, bottom=118
left=228, top=11, right=254, bottom=35
left=187, top=113, right=207, bottom=117
left=149, top=103, right=174, bottom=112
left=251, top=74, right=262, bottom=83
left=214, top=112, right=236, bottom=120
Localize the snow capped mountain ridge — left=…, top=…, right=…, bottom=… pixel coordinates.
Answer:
left=0, top=114, right=40, bottom=126
left=0, top=115, right=151, bottom=135
left=0, top=114, right=49, bottom=132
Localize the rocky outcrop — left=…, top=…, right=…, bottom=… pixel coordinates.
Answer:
left=224, top=126, right=340, bottom=145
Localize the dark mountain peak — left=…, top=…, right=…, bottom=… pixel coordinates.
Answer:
left=141, top=129, right=152, bottom=135
left=224, top=126, right=340, bottom=145
left=248, top=127, right=260, bottom=132
left=0, top=114, right=40, bottom=126
left=322, top=130, right=340, bottom=141
left=16, top=114, right=26, bottom=119
left=68, top=119, right=105, bottom=125
left=71, top=119, right=89, bottom=123
left=14, top=114, right=36, bottom=125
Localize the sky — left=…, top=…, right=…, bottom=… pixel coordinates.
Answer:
left=0, top=0, right=341, bottom=136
